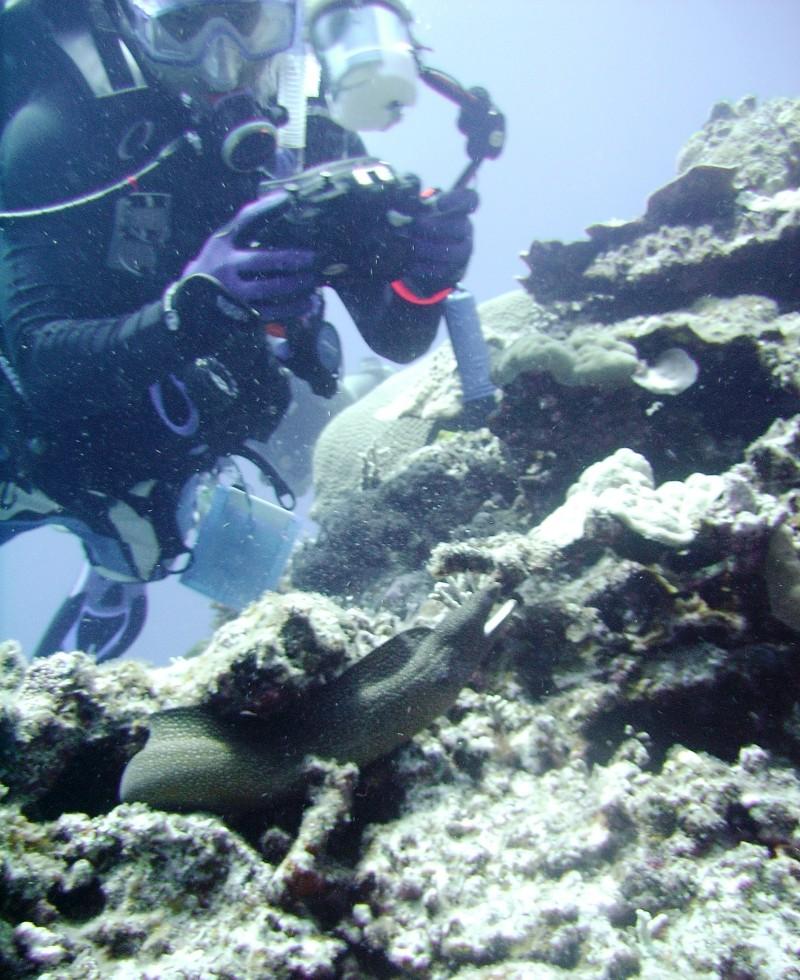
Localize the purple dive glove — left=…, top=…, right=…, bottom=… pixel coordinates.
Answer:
left=400, top=187, right=479, bottom=295
left=182, top=191, right=317, bottom=321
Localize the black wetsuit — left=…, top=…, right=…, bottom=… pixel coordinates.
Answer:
left=0, top=14, right=442, bottom=579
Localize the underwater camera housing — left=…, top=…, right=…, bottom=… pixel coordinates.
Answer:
left=240, top=157, right=422, bottom=281
left=235, top=157, right=424, bottom=402
left=240, top=156, right=499, bottom=412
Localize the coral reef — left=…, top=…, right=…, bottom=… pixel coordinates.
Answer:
left=3, top=96, right=800, bottom=978
left=0, top=800, right=345, bottom=977
left=519, top=97, right=800, bottom=318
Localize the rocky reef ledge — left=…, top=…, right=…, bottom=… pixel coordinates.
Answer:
left=3, top=96, right=800, bottom=979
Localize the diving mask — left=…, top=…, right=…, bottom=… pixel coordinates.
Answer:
left=123, top=0, right=299, bottom=66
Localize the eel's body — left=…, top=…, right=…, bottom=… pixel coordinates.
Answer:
left=120, top=586, right=508, bottom=812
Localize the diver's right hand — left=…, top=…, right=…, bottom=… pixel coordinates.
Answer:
left=181, top=191, right=317, bottom=322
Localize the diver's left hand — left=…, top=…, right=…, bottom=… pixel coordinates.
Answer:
left=400, top=187, right=479, bottom=295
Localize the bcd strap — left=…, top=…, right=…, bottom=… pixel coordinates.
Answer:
left=86, top=0, right=147, bottom=94
left=0, top=348, right=33, bottom=484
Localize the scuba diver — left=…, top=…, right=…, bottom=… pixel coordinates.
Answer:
left=0, top=0, right=499, bottom=662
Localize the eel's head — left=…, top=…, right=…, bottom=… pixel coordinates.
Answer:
left=432, top=581, right=517, bottom=652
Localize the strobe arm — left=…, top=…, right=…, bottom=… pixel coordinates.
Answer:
left=419, top=66, right=506, bottom=188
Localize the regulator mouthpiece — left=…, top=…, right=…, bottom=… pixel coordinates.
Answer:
left=309, top=0, right=418, bottom=132
left=222, top=119, right=279, bottom=172
left=211, top=91, right=285, bottom=173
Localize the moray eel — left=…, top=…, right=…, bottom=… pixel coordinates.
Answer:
left=119, top=586, right=512, bottom=813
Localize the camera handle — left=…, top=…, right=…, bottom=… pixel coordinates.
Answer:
left=417, top=67, right=505, bottom=420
